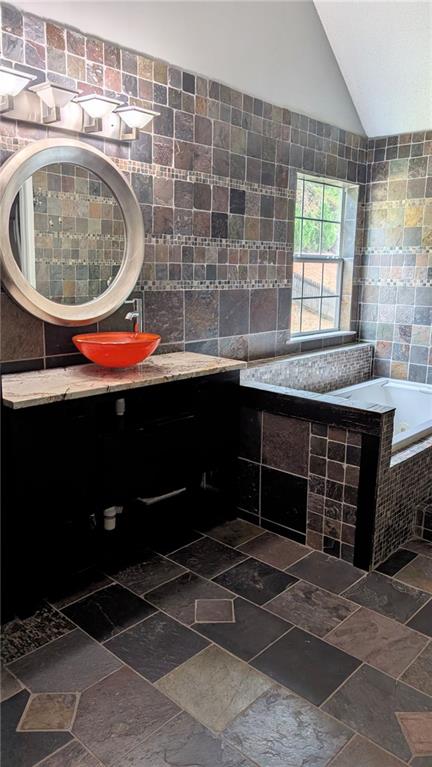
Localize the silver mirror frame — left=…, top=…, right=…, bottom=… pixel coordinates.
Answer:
left=0, top=138, right=144, bottom=326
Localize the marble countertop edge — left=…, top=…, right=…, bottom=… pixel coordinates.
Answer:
left=1, top=352, right=247, bottom=409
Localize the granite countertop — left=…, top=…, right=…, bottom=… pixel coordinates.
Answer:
left=1, top=352, right=247, bottom=409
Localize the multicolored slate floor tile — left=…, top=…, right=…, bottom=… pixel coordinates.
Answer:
left=1, top=522, right=431, bottom=766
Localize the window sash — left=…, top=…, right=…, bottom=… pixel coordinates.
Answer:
left=295, top=177, right=344, bottom=259
left=291, top=256, right=343, bottom=336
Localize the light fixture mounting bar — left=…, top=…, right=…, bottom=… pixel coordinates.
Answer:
left=0, top=89, right=154, bottom=143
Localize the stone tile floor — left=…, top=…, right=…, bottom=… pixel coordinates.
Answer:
left=1, top=519, right=432, bottom=767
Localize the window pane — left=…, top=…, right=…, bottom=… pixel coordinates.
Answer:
left=291, top=300, right=301, bottom=333
left=322, top=262, right=339, bottom=295
left=294, top=218, right=302, bottom=255
left=321, top=222, right=340, bottom=256
left=301, top=220, right=321, bottom=255
left=321, top=297, right=338, bottom=329
left=323, top=185, right=342, bottom=221
left=295, top=179, right=303, bottom=217
left=303, top=261, right=322, bottom=297
left=293, top=261, right=303, bottom=298
left=301, top=298, right=321, bottom=333
left=303, top=181, right=323, bottom=220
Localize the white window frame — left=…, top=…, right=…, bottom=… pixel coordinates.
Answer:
left=292, top=174, right=346, bottom=337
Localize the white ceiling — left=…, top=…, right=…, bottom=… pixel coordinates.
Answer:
left=16, top=1, right=365, bottom=134
left=14, top=0, right=432, bottom=137
left=315, top=0, right=432, bottom=137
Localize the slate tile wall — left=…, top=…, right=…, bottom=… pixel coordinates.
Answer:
left=358, top=133, right=432, bottom=383
left=236, top=406, right=363, bottom=562
left=373, top=422, right=432, bottom=566
left=0, top=3, right=366, bottom=372
left=416, top=495, right=432, bottom=542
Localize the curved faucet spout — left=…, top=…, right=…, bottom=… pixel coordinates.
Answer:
left=124, top=297, right=143, bottom=332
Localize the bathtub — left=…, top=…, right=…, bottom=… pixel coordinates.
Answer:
left=331, top=378, right=432, bottom=453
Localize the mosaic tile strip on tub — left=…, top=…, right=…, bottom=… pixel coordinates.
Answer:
left=241, top=343, right=373, bottom=393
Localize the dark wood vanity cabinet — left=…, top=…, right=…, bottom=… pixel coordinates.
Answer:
left=1, top=371, right=241, bottom=618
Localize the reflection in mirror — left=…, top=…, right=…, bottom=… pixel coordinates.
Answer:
left=9, top=163, right=126, bottom=305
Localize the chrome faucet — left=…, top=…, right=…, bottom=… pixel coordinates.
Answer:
left=125, top=297, right=143, bottom=333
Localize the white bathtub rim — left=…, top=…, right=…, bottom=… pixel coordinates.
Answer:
left=331, top=377, right=432, bottom=454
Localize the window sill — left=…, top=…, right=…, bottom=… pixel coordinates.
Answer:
left=290, top=330, right=356, bottom=346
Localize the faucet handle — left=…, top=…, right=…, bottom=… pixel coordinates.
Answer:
left=124, top=297, right=143, bottom=332
left=125, top=297, right=141, bottom=309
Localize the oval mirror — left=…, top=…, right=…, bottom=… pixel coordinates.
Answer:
left=0, top=139, right=144, bottom=325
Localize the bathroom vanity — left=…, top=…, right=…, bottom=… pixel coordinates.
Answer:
left=0, top=138, right=251, bottom=617
left=1, top=354, right=246, bottom=617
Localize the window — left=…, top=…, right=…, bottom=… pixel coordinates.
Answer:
left=292, top=176, right=345, bottom=335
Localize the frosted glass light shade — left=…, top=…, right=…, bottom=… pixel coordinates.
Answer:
left=75, top=94, right=123, bottom=119
left=30, top=82, right=78, bottom=109
left=115, top=106, right=159, bottom=129
left=0, top=66, right=36, bottom=96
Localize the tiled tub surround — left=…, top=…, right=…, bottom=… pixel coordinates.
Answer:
left=237, top=344, right=432, bottom=568
left=235, top=371, right=392, bottom=568
left=2, top=518, right=432, bottom=767
left=0, top=2, right=366, bottom=372
left=243, top=342, right=373, bottom=393
left=237, top=407, right=364, bottom=564
left=358, top=131, right=432, bottom=384
left=416, top=495, right=432, bottom=542
left=372, top=413, right=432, bottom=566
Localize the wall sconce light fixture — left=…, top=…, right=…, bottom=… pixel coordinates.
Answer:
left=0, top=65, right=37, bottom=113
left=0, top=73, right=159, bottom=142
left=115, top=105, right=160, bottom=139
left=30, top=81, right=79, bottom=124
left=74, top=93, right=124, bottom=133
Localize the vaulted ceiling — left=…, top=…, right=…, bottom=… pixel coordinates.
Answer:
left=314, top=0, right=432, bottom=137
left=16, top=1, right=432, bottom=138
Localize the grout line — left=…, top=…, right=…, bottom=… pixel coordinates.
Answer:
left=319, top=661, right=365, bottom=710
left=47, top=578, right=115, bottom=612
left=163, top=548, right=249, bottom=581
left=110, top=566, right=191, bottom=602
left=31, top=741, right=77, bottom=767
left=74, top=730, right=126, bottom=767
left=326, top=732, right=411, bottom=767
left=401, top=594, right=432, bottom=629
left=338, top=570, right=368, bottom=595
left=100, top=610, right=158, bottom=645
left=396, top=637, right=431, bottom=682
left=247, top=625, right=295, bottom=664
left=69, top=690, right=80, bottom=732
left=202, top=527, right=263, bottom=548
left=259, top=577, right=300, bottom=608
left=325, top=733, right=358, bottom=767
left=3, top=623, right=76, bottom=669
left=160, top=533, right=205, bottom=558
left=321, top=603, right=363, bottom=639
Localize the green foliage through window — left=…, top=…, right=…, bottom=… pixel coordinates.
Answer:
left=292, top=176, right=345, bottom=335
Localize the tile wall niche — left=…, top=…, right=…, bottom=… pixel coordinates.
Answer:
left=0, top=2, right=366, bottom=373
left=359, top=132, right=432, bottom=383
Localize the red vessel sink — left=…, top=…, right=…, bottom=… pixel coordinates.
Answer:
left=73, top=332, right=161, bottom=368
